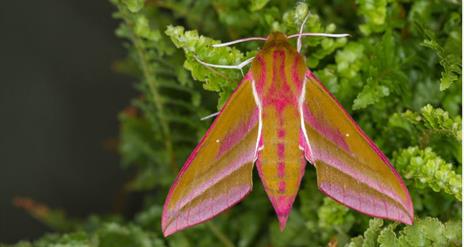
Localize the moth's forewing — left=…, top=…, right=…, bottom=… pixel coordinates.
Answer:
left=300, top=71, right=414, bottom=224
left=162, top=74, right=260, bottom=236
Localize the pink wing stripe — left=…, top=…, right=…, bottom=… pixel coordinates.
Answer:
left=217, top=108, right=259, bottom=158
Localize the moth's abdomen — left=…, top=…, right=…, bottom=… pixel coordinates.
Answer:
left=256, top=105, right=306, bottom=230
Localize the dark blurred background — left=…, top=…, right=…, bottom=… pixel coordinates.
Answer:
left=0, top=0, right=135, bottom=243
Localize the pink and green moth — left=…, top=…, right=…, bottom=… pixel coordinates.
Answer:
left=161, top=23, right=414, bottom=237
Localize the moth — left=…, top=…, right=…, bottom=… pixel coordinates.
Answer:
left=161, top=24, right=414, bottom=237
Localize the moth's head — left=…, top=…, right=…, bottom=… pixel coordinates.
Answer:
left=262, top=32, right=293, bottom=50
left=266, top=32, right=288, bottom=43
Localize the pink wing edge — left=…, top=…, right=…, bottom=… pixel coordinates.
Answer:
left=302, top=70, right=414, bottom=225
left=161, top=72, right=260, bottom=237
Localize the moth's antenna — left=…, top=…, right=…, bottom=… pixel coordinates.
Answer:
left=194, top=56, right=254, bottom=76
left=200, top=112, right=220, bottom=121
left=212, top=37, right=266, bottom=48
left=297, top=13, right=311, bottom=53
left=288, top=32, right=350, bottom=39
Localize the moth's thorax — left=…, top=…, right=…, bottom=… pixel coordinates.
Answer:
left=251, top=33, right=306, bottom=109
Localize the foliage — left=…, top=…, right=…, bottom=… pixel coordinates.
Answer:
left=0, top=224, right=165, bottom=247
left=393, top=146, right=461, bottom=201
left=386, top=104, right=461, bottom=162
left=5, top=0, right=461, bottom=246
left=345, top=218, right=461, bottom=247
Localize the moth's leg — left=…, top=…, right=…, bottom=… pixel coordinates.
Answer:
left=195, top=56, right=254, bottom=120
left=200, top=112, right=220, bottom=121
left=194, top=56, right=254, bottom=76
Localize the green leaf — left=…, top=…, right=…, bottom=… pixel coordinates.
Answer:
left=96, top=223, right=165, bottom=247
left=317, top=198, right=355, bottom=231
left=421, top=104, right=462, bottom=141
left=165, top=25, right=245, bottom=108
left=345, top=219, right=383, bottom=247
left=386, top=104, right=461, bottom=162
left=352, top=81, right=390, bottom=110
left=420, top=26, right=461, bottom=91
left=347, top=218, right=461, bottom=247
left=335, top=43, right=365, bottom=79
left=378, top=223, right=399, bottom=247
left=356, top=0, right=388, bottom=35
left=393, top=146, right=462, bottom=201
left=249, top=0, right=271, bottom=11
left=388, top=104, right=462, bottom=142
left=398, top=218, right=460, bottom=247
left=123, top=0, right=144, bottom=13
left=134, top=16, right=161, bottom=41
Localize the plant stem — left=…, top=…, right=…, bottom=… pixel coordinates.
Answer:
left=133, top=38, right=175, bottom=167
left=119, top=7, right=176, bottom=170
